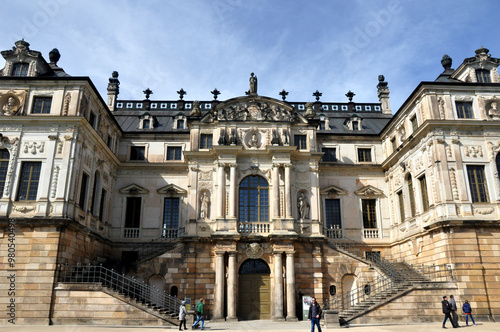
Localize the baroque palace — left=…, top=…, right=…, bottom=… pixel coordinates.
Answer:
left=0, top=40, right=499, bottom=326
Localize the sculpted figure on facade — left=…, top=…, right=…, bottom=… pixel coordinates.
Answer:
left=249, top=72, right=257, bottom=95
left=298, top=192, right=310, bottom=219
left=488, top=101, right=500, bottom=118
left=2, top=96, right=18, bottom=115
left=200, top=192, right=210, bottom=219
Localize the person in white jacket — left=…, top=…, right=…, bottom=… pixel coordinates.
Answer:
left=178, top=300, right=187, bottom=331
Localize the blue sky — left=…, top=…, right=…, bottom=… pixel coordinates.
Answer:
left=2, top=0, right=500, bottom=112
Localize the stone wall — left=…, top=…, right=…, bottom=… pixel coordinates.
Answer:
left=388, top=225, right=500, bottom=321
left=51, top=284, right=173, bottom=326
left=0, top=223, right=60, bottom=325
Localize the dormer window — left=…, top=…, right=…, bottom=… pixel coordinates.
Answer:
left=476, top=69, right=491, bottom=83
left=173, top=115, right=186, bottom=130
left=12, top=62, right=29, bottom=77
left=139, top=113, right=156, bottom=129
left=344, top=115, right=363, bottom=131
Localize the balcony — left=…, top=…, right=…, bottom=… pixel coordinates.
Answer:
left=123, top=227, right=140, bottom=238
left=325, top=225, right=343, bottom=239
left=238, top=222, right=270, bottom=234
left=363, top=228, right=379, bottom=239
left=162, top=228, right=179, bottom=238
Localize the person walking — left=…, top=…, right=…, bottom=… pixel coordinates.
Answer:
left=442, top=295, right=457, bottom=328
left=462, top=300, right=477, bottom=326
left=178, top=300, right=187, bottom=331
left=307, top=297, right=322, bottom=332
left=192, top=298, right=205, bottom=330
left=449, top=295, right=460, bottom=327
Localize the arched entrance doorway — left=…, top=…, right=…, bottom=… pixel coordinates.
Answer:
left=238, top=258, right=271, bottom=320
left=342, top=274, right=357, bottom=309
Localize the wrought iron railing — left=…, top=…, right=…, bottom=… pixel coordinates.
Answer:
left=325, top=263, right=453, bottom=313
left=58, top=264, right=181, bottom=316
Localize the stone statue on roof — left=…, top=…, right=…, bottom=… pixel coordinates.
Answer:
left=249, top=73, right=257, bottom=95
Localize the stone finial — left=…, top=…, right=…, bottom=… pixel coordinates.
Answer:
left=377, top=75, right=391, bottom=114
left=345, top=90, right=355, bottom=102
left=49, top=48, right=61, bottom=65
left=279, top=89, right=288, bottom=101
left=312, top=90, right=322, bottom=101
left=143, top=88, right=153, bottom=100
left=441, top=54, right=452, bottom=70
left=14, top=39, right=30, bottom=51
left=211, top=88, right=221, bottom=100
left=107, top=71, right=120, bottom=110
left=177, top=88, right=186, bottom=100
left=475, top=46, right=489, bottom=56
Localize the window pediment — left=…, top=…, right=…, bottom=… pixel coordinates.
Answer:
left=320, top=185, right=347, bottom=197
left=354, top=185, right=384, bottom=197
left=119, top=183, right=149, bottom=195
left=157, top=183, right=187, bottom=196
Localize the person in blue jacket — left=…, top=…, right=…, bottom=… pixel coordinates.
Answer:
left=462, top=300, right=476, bottom=326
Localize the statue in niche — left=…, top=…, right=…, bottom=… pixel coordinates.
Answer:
left=200, top=192, right=210, bottom=219
left=488, top=101, right=500, bottom=117
left=297, top=192, right=310, bottom=219
left=2, top=96, right=18, bottom=115
left=249, top=133, right=259, bottom=148
left=282, top=129, right=290, bottom=146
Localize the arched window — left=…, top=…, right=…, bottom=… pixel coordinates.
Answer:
left=239, top=259, right=271, bottom=274
left=239, top=175, right=269, bottom=222
left=0, top=149, right=10, bottom=198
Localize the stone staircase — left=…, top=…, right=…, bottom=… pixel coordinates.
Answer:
left=325, top=237, right=454, bottom=324
left=56, top=264, right=182, bottom=326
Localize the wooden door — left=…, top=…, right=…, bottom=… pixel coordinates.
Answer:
left=238, top=274, right=271, bottom=319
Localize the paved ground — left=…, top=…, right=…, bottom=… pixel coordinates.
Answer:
left=2, top=321, right=496, bottom=332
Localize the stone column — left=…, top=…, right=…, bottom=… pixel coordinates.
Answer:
left=286, top=252, right=297, bottom=320
left=228, top=164, right=237, bottom=218
left=217, top=163, right=225, bottom=218
left=284, top=164, right=292, bottom=219
left=214, top=251, right=225, bottom=320
left=272, top=164, right=280, bottom=219
left=227, top=252, right=237, bottom=320
left=273, top=252, right=285, bottom=321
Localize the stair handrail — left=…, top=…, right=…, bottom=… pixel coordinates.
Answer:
left=324, top=263, right=454, bottom=314
left=57, top=264, right=182, bottom=316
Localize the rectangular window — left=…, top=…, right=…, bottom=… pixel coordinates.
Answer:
left=17, top=162, right=41, bottom=201
left=89, top=175, right=98, bottom=216
left=391, top=138, right=397, bottom=153
left=358, top=148, right=372, bottom=162
left=78, top=172, right=89, bottom=209
left=456, top=102, right=473, bottom=119
left=125, top=197, right=141, bottom=228
left=32, top=97, right=52, bottom=114
left=163, top=197, right=180, bottom=229
left=167, top=147, right=182, bottom=160
left=177, top=120, right=184, bottom=129
left=410, top=116, right=418, bottom=133
left=476, top=69, right=491, bottom=83
left=294, top=135, right=307, bottom=149
left=322, top=148, right=337, bottom=162
left=319, top=121, right=326, bottom=130
left=419, top=176, right=429, bottom=212
left=467, top=165, right=489, bottom=203
left=88, top=112, right=97, bottom=128
left=325, top=199, right=341, bottom=228
left=130, top=146, right=146, bottom=160
left=0, top=149, right=10, bottom=198
left=13, top=63, right=29, bottom=77
left=362, top=199, right=377, bottom=229
left=143, top=119, right=150, bottom=129
left=352, top=121, right=359, bottom=131
left=99, top=188, right=107, bottom=221
left=397, top=191, right=405, bottom=222
left=200, top=134, right=213, bottom=149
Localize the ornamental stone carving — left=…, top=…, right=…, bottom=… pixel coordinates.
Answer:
left=438, top=97, right=445, bottom=119
left=216, top=100, right=294, bottom=122
left=23, top=142, right=44, bottom=155
left=464, top=146, right=483, bottom=158
left=0, top=90, right=27, bottom=116
left=246, top=243, right=264, bottom=259
left=450, top=168, right=459, bottom=200
left=474, top=207, right=494, bottom=215
left=63, top=92, right=71, bottom=116
left=50, top=166, right=60, bottom=198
